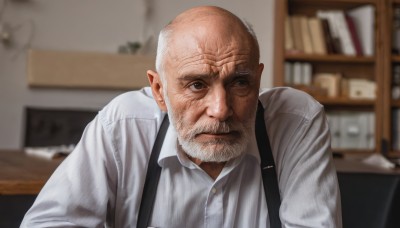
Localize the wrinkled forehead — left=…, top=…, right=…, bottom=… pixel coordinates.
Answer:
left=165, top=15, right=257, bottom=66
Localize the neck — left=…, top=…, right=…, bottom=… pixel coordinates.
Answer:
left=189, top=157, right=226, bottom=180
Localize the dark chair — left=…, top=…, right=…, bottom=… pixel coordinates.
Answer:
left=338, top=172, right=400, bottom=228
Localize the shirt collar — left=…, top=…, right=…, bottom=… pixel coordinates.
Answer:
left=157, top=125, right=261, bottom=167
left=157, top=124, right=179, bottom=167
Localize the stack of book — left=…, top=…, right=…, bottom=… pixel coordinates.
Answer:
left=284, top=62, right=312, bottom=85
left=285, top=5, right=375, bottom=56
left=327, top=111, right=375, bottom=150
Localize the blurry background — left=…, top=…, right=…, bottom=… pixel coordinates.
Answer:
left=0, top=0, right=275, bottom=149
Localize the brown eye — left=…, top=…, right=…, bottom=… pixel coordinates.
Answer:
left=233, top=79, right=250, bottom=87
left=231, top=78, right=251, bottom=96
left=189, top=81, right=207, bottom=91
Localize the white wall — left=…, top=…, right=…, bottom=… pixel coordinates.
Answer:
left=0, top=0, right=275, bottom=149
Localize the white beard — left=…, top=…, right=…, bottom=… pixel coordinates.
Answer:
left=164, top=95, right=255, bottom=163
left=176, top=119, right=252, bottom=162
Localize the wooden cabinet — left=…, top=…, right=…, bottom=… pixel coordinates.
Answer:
left=273, top=0, right=389, bottom=156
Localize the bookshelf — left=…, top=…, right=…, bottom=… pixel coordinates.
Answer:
left=273, top=0, right=385, bottom=156
left=384, top=0, right=400, bottom=156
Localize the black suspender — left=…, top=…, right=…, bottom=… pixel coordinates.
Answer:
left=137, top=102, right=281, bottom=227
left=136, top=116, right=169, bottom=228
left=255, top=101, right=282, bottom=228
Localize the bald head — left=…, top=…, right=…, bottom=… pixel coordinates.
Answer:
left=155, top=6, right=260, bottom=80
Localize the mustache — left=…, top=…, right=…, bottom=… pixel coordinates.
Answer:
left=186, top=120, right=241, bottom=138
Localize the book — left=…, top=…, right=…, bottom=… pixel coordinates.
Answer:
left=339, top=112, right=370, bottom=149
left=327, top=111, right=375, bottom=150
left=345, top=14, right=363, bottom=56
left=320, top=19, right=339, bottom=54
left=348, top=5, right=375, bottom=56
left=313, top=73, right=341, bottom=97
left=333, top=10, right=356, bottom=56
left=326, top=112, right=341, bottom=149
left=366, top=112, right=375, bottom=149
left=318, top=13, right=342, bottom=54
left=299, top=16, right=313, bottom=54
left=317, top=11, right=339, bottom=41
left=290, top=16, right=304, bottom=53
left=292, top=62, right=303, bottom=85
left=285, top=16, right=295, bottom=52
left=302, top=63, right=312, bottom=85
left=284, top=62, right=293, bottom=85
left=317, top=10, right=357, bottom=55
left=308, top=17, right=327, bottom=55
left=348, top=79, right=376, bottom=99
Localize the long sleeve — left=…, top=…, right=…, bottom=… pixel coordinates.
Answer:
left=20, top=89, right=163, bottom=228
left=261, top=87, right=342, bottom=227
left=20, top=115, right=119, bottom=227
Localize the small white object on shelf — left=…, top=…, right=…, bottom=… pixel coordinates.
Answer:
left=362, top=153, right=395, bottom=169
left=25, top=144, right=75, bottom=160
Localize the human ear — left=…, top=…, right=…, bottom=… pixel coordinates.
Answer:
left=255, top=63, right=264, bottom=88
left=257, top=63, right=264, bottom=80
left=147, top=70, right=167, bottom=112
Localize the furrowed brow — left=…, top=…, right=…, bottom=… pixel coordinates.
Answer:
left=234, top=69, right=253, bottom=76
left=177, top=74, right=216, bottom=82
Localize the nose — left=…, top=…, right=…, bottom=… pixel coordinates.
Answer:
left=206, top=87, right=233, bottom=121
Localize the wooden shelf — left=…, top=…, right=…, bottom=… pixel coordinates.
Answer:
left=289, top=0, right=377, bottom=14
left=393, top=55, right=400, bottom=63
left=388, top=151, right=400, bottom=159
left=332, top=149, right=375, bottom=154
left=392, top=100, right=400, bottom=107
left=315, top=96, right=375, bottom=106
left=285, top=53, right=375, bottom=63
left=289, top=0, right=377, bottom=5
left=290, top=0, right=376, bottom=2
left=28, top=49, right=155, bottom=90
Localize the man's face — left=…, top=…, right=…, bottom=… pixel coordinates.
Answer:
left=162, top=20, right=263, bottom=163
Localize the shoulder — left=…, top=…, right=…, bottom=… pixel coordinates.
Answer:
left=98, top=87, right=163, bottom=125
left=258, top=87, right=323, bottom=121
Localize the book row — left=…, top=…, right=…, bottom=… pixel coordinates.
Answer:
left=285, top=62, right=376, bottom=100
left=285, top=5, right=374, bottom=56
left=327, top=111, right=375, bottom=150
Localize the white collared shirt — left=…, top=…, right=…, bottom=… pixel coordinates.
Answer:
left=21, top=87, right=342, bottom=228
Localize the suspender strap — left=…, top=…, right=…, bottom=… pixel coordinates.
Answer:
left=137, top=115, right=169, bottom=228
left=256, top=101, right=282, bottom=228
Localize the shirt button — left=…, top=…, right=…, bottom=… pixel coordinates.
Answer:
left=212, top=188, right=217, bottom=194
